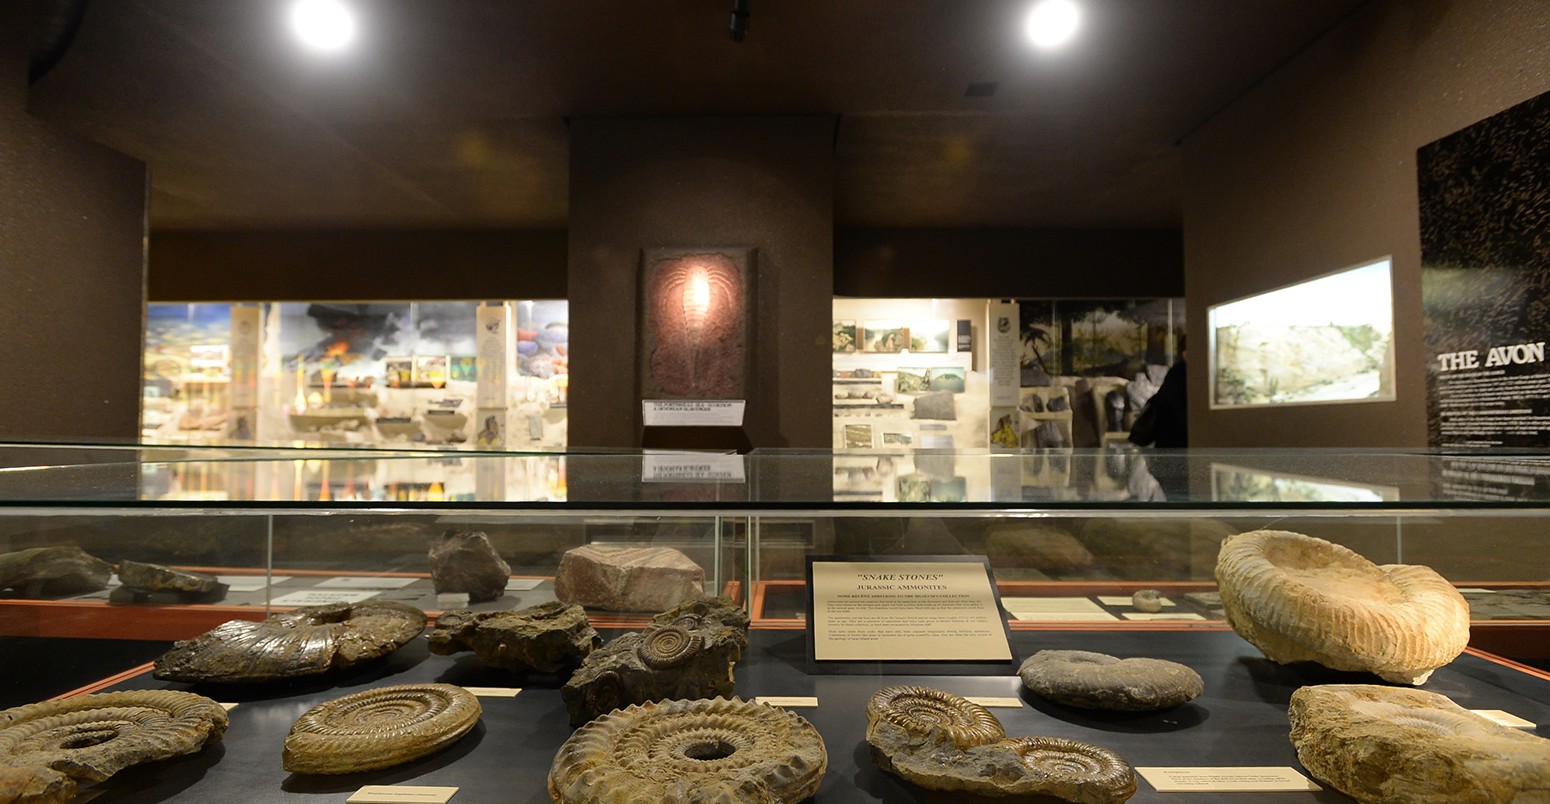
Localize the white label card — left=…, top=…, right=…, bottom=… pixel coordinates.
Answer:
left=505, top=578, right=544, bottom=591
left=1009, top=610, right=1121, bottom=622
left=316, top=576, right=419, bottom=590
left=964, top=696, right=1023, bottom=708
left=347, top=786, right=459, bottom=804
left=1097, top=595, right=1175, bottom=607
left=461, top=687, right=521, bottom=698
left=641, top=453, right=747, bottom=483
left=218, top=703, right=240, bottom=711
left=1001, top=597, right=1106, bottom=614
left=1122, top=612, right=1206, bottom=622
left=218, top=575, right=293, bottom=592
left=754, top=696, right=819, bottom=707
left=1136, top=767, right=1321, bottom=793
left=1471, top=709, right=1536, bottom=728
left=270, top=590, right=378, bottom=607
left=642, top=399, right=746, bottom=427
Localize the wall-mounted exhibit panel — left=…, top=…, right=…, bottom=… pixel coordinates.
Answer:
left=142, top=300, right=569, bottom=450
left=0, top=446, right=1548, bottom=802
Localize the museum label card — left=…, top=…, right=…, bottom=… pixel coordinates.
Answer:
left=811, top=560, right=1011, bottom=661
left=460, top=687, right=521, bottom=698
left=270, top=589, right=378, bottom=607
left=218, top=575, right=292, bottom=592
left=1471, top=709, right=1536, bottom=728
left=1121, top=612, right=1206, bottom=622
left=1097, top=595, right=1175, bottom=607
left=754, top=696, right=819, bottom=707
left=641, top=399, right=746, bottom=427
left=505, top=578, right=543, bottom=591
left=316, top=576, right=419, bottom=590
left=964, top=696, right=1023, bottom=708
left=347, top=786, right=458, bottom=804
left=1002, top=596, right=1118, bottom=621
left=218, top=703, right=240, bottom=711
left=1136, top=767, right=1321, bottom=793
left=641, top=453, right=746, bottom=482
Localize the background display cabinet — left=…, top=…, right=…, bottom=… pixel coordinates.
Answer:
left=0, top=444, right=1547, bottom=802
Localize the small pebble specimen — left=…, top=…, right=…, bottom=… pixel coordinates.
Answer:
left=428, top=530, right=511, bottom=603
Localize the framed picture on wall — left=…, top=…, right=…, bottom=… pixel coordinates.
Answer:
left=928, top=367, right=966, bottom=393
left=843, top=423, right=874, bottom=449
left=909, top=319, right=951, bottom=353
left=862, top=321, right=907, bottom=353
left=894, top=367, right=930, bottom=393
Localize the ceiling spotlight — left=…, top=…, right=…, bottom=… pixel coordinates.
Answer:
left=290, top=0, right=355, bottom=52
left=1025, top=0, right=1080, bottom=49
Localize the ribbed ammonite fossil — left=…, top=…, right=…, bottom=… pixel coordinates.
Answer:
left=1289, top=684, right=1550, bottom=804
left=1215, top=530, right=1469, bottom=684
left=865, top=685, right=1136, bottom=804
left=154, top=601, right=428, bottom=683
left=865, top=685, right=1005, bottom=748
left=635, top=625, right=703, bottom=670
left=283, top=683, right=481, bottom=774
left=0, top=690, right=227, bottom=802
left=547, top=697, right=826, bottom=803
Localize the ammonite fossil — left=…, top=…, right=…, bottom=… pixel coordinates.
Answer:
left=283, top=683, right=481, bottom=774
left=1018, top=650, right=1203, bottom=711
left=636, top=626, right=702, bottom=670
left=154, top=601, right=427, bottom=683
left=1215, top=530, right=1470, bottom=684
left=866, top=685, right=1136, bottom=804
left=865, top=685, right=1005, bottom=748
left=547, top=697, right=826, bottom=804
left=1289, top=684, right=1550, bottom=804
left=0, top=690, right=227, bottom=802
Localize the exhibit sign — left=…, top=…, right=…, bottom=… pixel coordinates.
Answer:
left=475, top=303, right=510, bottom=409
left=986, top=302, right=1021, bottom=407
left=641, top=399, right=746, bottom=427
left=807, top=557, right=1013, bottom=672
left=1421, top=88, right=1550, bottom=448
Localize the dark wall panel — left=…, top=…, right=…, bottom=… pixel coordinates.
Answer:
left=1, top=3, right=146, bottom=440
left=149, top=229, right=567, bottom=302
left=567, top=116, right=835, bottom=449
left=1182, top=0, right=1550, bottom=448
left=836, top=228, right=1183, bottom=299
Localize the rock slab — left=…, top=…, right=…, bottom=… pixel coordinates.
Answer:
left=1289, top=684, right=1550, bottom=804
left=554, top=544, right=704, bottom=613
left=0, top=547, right=111, bottom=597
left=428, top=601, right=600, bottom=673
left=116, top=560, right=228, bottom=601
left=428, top=530, right=510, bottom=603
left=1018, top=650, right=1203, bottom=711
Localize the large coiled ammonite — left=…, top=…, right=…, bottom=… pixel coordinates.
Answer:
left=0, top=690, right=227, bottom=802
left=636, top=625, right=703, bottom=670
left=865, top=685, right=1135, bottom=803
left=1215, top=530, right=1469, bottom=684
left=548, top=697, right=826, bottom=803
left=865, top=685, right=1005, bottom=748
left=283, top=683, right=481, bottom=774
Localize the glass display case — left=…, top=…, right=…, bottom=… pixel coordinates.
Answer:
left=0, top=444, right=1546, bottom=802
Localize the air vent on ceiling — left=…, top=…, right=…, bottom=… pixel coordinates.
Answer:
left=965, top=81, right=999, bottom=98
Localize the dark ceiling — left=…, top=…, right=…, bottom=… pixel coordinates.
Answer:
left=26, top=0, right=1368, bottom=231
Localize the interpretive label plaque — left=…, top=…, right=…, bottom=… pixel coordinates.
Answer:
left=808, top=558, right=1012, bottom=663
left=347, top=786, right=459, bottom=804
left=642, top=399, right=746, bottom=427
left=1135, top=767, right=1321, bottom=793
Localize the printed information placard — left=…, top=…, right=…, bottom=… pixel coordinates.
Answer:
left=1136, top=767, right=1321, bottom=793
left=809, top=559, right=1011, bottom=662
left=642, top=399, right=746, bottom=427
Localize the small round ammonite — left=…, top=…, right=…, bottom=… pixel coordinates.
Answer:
left=866, top=685, right=1005, bottom=748
left=1007, top=737, right=1138, bottom=804
left=636, top=625, right=703, bottom=670
left=283, top=683, right=481, bottom=774
left=548, top=697, right=827, bottom=804
left=0, top=690, right=227, bottom=801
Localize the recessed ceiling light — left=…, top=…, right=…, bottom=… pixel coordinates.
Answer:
left=290, top=0, right=355, bottom=52
left=1025, top=0, right=1080, bottom=49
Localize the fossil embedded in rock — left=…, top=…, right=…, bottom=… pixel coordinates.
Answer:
left=427, top=601, right=599, bottom=673
left=428, top=530, right=511, bottom=603
left=1018, top=650, right=1203, bottom=711
left=1289, top=684, right=1550, bottom=804
left=554, top=544, right=705, bottom=613
left=1215, top=529, right=1469, bottom=684
left=0, top=690, right=227, bottom=802
left=154, top=600, right=427, bottom=683
left=0, top=546, right=112, bottom=597
left=548, top=697, right=826, bottom=804
left=561, top=596, right=748, bottom=725
left=283, top=683, right=481, bottom=774
left=115, top=560, right=228, bottom=600
left=866, top=685, right=1136, bottom=803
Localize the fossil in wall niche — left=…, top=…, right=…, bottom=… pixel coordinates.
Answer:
left=866, top=685, right=1136, bottom=803
left=547, top=697, right=826, bottom=804
left=1018, top=650, right=1203, bottom=711
left=283, top=684, right=481, bottom=774
left=561, top=596, right=749, bottom=725
left=1215, top=529, right=1469, bottom=684
left=1289, top=684, right=1550, bottom=804
left=0, top=690, right=228, bottom=803
left=153, top=601, right=427, bottom=683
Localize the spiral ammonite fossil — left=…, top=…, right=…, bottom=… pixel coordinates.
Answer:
left=865, top=685, right=1005, bottom=748
left=1215, top=530, right=1469, bottom=684
left=0, top=690, right=227, bottom=802
left=636, top=625, right=703, bottom=670
left=1006, top=738, right=1137, bottom=803
left=548, top=697, right=826, bottom=803
left=283, top=683, right=481, bottom=774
